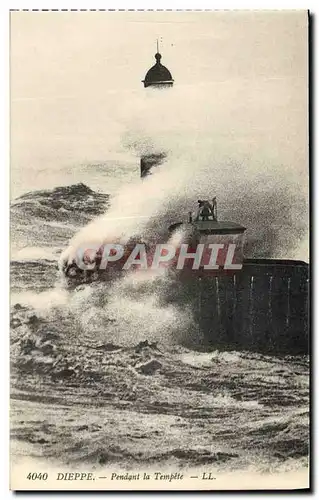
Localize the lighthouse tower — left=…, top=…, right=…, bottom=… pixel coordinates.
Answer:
left=140, top=41, right=174, bottom=177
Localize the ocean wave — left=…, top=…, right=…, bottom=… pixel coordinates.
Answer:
left=11, top=288, right=69, bottom=312
left=11, top=246, right=62, bottom=262
left=10, top=301, right=309, bottom=470
left=11, top=183, right=110, bottom=253
left=11, top=183, right=109, bottom=229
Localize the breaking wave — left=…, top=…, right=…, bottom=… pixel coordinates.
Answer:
left=60, top=81, right=308, bottom=267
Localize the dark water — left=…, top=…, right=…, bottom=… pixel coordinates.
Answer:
left=10, top=184, right=309, bottom=473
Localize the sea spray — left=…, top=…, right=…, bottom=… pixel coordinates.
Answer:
left=61, top=79, right=308, bottom=266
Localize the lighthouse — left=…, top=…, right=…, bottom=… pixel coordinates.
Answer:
left=140, top=41, right=174, bottom=177
left=61, top=42, right=309, bottom=356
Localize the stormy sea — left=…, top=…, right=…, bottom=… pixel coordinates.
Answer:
left=10, top=183, right=309, bottom=475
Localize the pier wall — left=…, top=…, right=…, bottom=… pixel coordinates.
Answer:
left=181, top=260, right=309, bottom=355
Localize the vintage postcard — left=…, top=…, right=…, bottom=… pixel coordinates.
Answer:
left=10, top=10, right=309, bottom=491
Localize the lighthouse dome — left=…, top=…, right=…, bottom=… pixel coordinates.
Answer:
left=142, top=53, right=174, bottom=88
